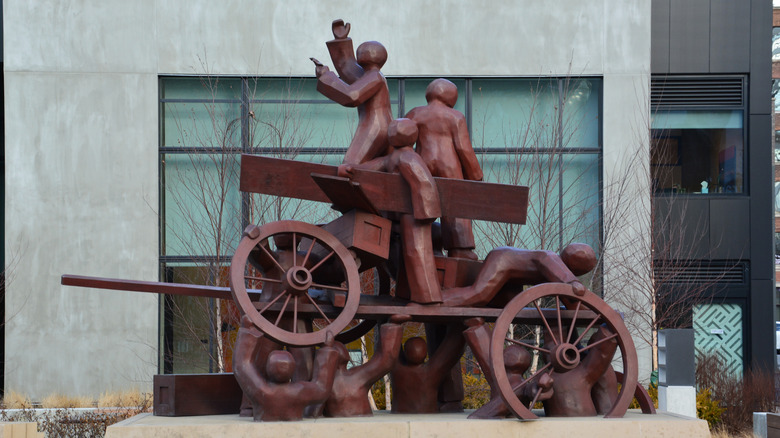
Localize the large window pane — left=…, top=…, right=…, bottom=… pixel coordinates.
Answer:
left=561, top=79, right=601, bottom=150
left=249, top=102, right=355, bottom=151
left=475, top=152, right=599, bottom=254
left=472, top=78, right=559, bottom=150
left=163, top=77, right=242, bottom=100
left=163, top=102, right=241, bottom=149
left=651, top=110, right=744, bottom=194
left=163, top=153, right=243, bottom=257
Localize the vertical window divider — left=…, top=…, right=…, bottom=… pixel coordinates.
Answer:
left=241, top=78, right=251, bottom=230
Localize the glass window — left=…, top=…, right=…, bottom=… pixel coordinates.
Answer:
left=651, top=110, right=745, bottom=194
left=159, top=75, right=603, bottom=372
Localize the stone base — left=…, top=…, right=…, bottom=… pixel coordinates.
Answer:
left=105, top=410, right=709, bottom=438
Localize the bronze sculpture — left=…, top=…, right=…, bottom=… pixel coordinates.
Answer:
left=389, top=324, right=466, bottom=414
left=60, top=17, right=652, bottom=423
left=405, top=78, right=483, bottom=260
left=233, top=317, right=337, bottom=421
left=323, top=316, right=407, bottom=417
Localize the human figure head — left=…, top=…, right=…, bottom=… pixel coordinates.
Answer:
left=504, top=345, right=532, bottom=375
left=425, top=78, right=458, bottom=108
left=560, top=243, right=597, bottom=276
left=356, top=41, right=388, bottom=69
left=403, top=337, right=428, bottom=365
left=266, top=350, right=296, bottom=383
left=388, top=118, right=418, bottom=149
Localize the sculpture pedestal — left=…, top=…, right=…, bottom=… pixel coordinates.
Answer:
left=105, top=410, right=709, bottom=438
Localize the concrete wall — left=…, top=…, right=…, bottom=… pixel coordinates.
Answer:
left=4, top=0, right=652, bottom=397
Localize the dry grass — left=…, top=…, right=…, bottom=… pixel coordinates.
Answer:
left=709, top=428, right=759, bottom=438
left=97, top=388, right=151, bottom=408
left=2, top=390, right=32, bottom=409
left=40, top=393, right=93, bottom=408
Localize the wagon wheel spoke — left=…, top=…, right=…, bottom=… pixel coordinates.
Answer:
left=505, top=337, right=550, bottom=354
left=555, top=296, right=564, bottom=346
left=578, top=332, right=618, bottom=354
left=512, top=363, right=551, bottom=393
left=565, top=301, right=582, bottom=344
left=301, top=237, right=317, bottom=267
left=311, top=283, right=348, bottom=292
left=257, top=290, right=289, bottom=316
left=573, top=313, right=602, bottom=346
left=258, top=241, right=285, bottom=273
left=292, top=299, right=298, bottom=333
left=273, top=294, right=292, bottom=326
left=534, top=299, right=559, bottom=345
left=528, top=370, right=554, bottom=410
left=305, top=293, right=332, bottom=324
left=244, top=275, right=282, bottom=284
left=309, top=250, right=335, bottom=273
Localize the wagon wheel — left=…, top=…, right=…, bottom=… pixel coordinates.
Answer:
left=334, top=265, right=391, bottom=344
left=230, top=220, right=360, bottom=347
left=490, top=283, right=638, bottom=420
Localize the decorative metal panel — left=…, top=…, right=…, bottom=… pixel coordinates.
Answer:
left=693, top=303, right=743, bottom=376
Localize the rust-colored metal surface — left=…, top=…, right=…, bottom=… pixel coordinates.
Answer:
left=239, top=155, right=529, bottom=225
left=153, top=374, right=242, bottom=416
left=490, top=283, right=638, bottom=420
left=230, top=221, right=361, bottom=347
left=232, top=318, right=338, bottom=421
left=324, top=319, right=405, bottom=417
left=390, top=323, right=465, bottom=414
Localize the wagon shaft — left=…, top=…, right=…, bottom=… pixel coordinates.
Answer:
left=61, top=275, right=243, bottom=300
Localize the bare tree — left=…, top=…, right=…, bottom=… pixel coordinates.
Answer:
left=161, top=75, right=342, bottom=373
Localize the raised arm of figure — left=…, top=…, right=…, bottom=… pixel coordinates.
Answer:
left=317, top=70, right=384, bottom=108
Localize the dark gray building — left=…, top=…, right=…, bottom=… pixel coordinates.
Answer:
left=651, top=0, right=774, bottom=373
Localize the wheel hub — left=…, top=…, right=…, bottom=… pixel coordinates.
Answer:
left=550, top=342, right=580, bottom=372
left=284, top=266, right=313, bottom=295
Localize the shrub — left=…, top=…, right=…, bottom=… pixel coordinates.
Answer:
left=462, top=373, right=491, bottom=409
left=0, top=392, right=152, bottom=438
left=695, top=353, right=776, bottom=434
left=695, top=387, right=723, bottom=429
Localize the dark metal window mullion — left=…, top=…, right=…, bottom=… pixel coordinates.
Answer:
left=398, top=79, right=405, bottom=118
left=557, top=79, right=565, bottom=251
left=241, top=78, right=252, bottom=229
left=466, top=79, right=473, bottom=139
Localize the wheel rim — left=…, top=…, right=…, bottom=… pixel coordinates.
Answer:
left=230, top=221, right=360, bottom=347
left=490, top=283, right=638, bottom=420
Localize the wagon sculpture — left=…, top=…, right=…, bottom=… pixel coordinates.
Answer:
left=62, top=18, right=654, bottom=423
left=63, top=154, right=649, bottom=420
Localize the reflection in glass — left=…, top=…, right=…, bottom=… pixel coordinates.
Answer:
left=651, top=110, right=744, bottom=194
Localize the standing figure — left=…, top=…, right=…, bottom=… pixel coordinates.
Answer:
left=390, top=323, right=465, bottom=413
left=323, top=316, right=408, bottom=417
left=314, top=19, right=392, bottom=166
left=341, top=118, right=443, bottom=304
left=232, top=316, right=338, bottom=422
left=406, top=78, right=483, bottom=260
